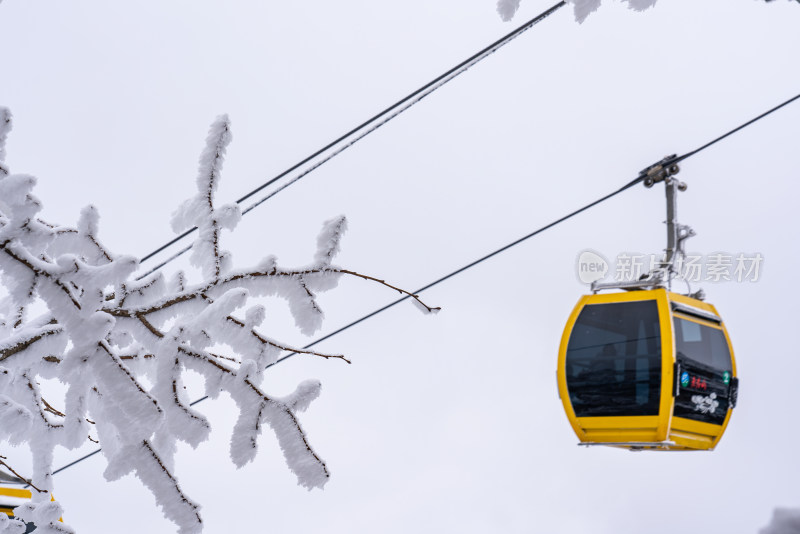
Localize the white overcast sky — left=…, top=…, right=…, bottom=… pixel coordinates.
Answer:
left=2, top=1, right=800, bottom=533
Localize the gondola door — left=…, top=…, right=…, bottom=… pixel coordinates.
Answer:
left=558, top=289, right=675, bottom=448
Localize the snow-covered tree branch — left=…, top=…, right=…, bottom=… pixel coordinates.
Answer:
left=497, top=0, right=796, bottom=24
left=0, top=110, right=438, bottom=533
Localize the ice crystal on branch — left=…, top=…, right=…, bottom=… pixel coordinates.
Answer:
left=0, top=109, right=437, bottom=533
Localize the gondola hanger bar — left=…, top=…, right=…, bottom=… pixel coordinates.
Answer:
left=642, top=157, right=689, bottom=279
left=592, top=155, right=701, bottom=296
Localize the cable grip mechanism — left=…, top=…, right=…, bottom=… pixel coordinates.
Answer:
left=640, top=154, right=685, bottom=190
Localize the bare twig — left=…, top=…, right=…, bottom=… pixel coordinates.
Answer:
left=39, top=398, right=95, bottom=425
left=0, top=457, right=47, bottom=493
left=103, top=267, right=438, bottom=319
left=135, top=313, right=164, bottom=339
left=224, top=315, right=350, bottom=364
left=41, top=398, right=65, bottom=418
left=338, top=269, right=441, bottom=313
left=119, top=353, right=155, bottom=361
left=207, top=351, right=239, bottom=364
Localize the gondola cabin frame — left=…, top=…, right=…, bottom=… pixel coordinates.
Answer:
left=557, top=288, right=737, bottom=451
left=0, top=486, right=31, bottom=518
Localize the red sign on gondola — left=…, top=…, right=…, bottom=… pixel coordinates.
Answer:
left=689, top=376, right=707, bottom=391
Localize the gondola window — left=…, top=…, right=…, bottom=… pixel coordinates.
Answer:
left=673, top=316, right=733, bottom=425
left=565, top=300, right=662, bottom=417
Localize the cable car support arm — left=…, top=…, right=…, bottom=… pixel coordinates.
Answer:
left=591, top=155, right=698, bottom=295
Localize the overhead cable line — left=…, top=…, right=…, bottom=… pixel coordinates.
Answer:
left=49, top=89, right=800, bottom=479
left=671, top=92, right=800, bottom=165
left=265, top=89, right=800, bottom=368
left=136, top=1, right=568, bottom=277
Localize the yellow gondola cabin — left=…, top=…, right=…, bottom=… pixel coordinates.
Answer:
left=557, top=288, right=738, bottom=451
left=557, top=158, right=740, bottom=451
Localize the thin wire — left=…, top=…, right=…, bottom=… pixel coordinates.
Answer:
left=137, top=243, right=192, bottom=280
left=137, top=69, right=475, bottom=282
left=137, top=1, right=567, bottom=266
left=673, top=92, right=800, bottom=165
left=138, top=83, right=800, bottom=277
left=266, top=90, right=800, bottom=365
left=137, top=33, right=544, bottom=282
left=51, top=449, right=101, bottom=477
left=186, top=89, right=800, bottom=369
left=266, top=175, right=645, bottom=369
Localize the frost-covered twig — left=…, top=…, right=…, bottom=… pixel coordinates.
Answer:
left=171, top=115, right=238, bottom=281
left=0, top=324, right=62, bottom=363
left=101, top=266, right=438, bottom=319
left=498, top=0, right=658, bottom=23
left=0, top=243, right=82, bottom=310
left=503, top=0, right=794, bottom=24
left=0, top=109, right=436, bottom=533
left=0, top=107, right=11, bottom=177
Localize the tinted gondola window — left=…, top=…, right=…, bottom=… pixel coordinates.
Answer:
left=673, top=316, right=733, bottom=425
left=566, top=300, right=662, bottom=417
